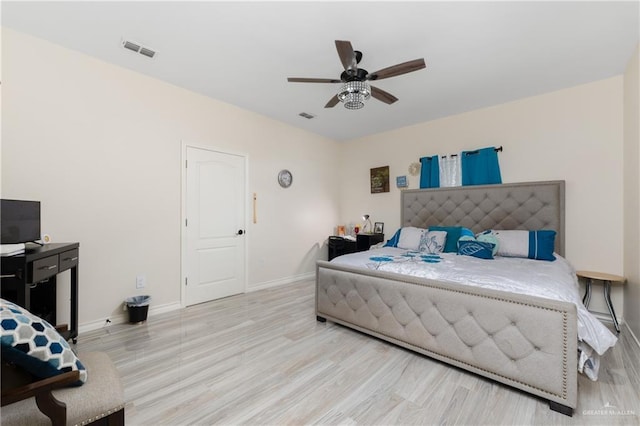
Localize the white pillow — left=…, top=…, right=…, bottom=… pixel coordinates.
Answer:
left=397, top=227, right=426, bottom=250
left=486, top=229, right=556, bottom=261
left=419, top=231, right=447, bottom=254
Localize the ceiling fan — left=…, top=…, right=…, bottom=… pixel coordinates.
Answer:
left=287, top=40, right=426, bottom=110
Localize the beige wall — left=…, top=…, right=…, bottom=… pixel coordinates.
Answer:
left=340, top=77, right=625, bottom=319
left=2, top=27, right=634, bottom=333
left=623, top=44, right=640, bottom=340
left=1, top=28, right=340, bottom=329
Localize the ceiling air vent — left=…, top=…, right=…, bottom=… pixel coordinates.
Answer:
left=298, top=112, right=315, bottom=119
left=139, top=47, right=156, bottom=58
left=122, top=39, right=156, bottom=59
left=123, top=40, right=141, bottom=53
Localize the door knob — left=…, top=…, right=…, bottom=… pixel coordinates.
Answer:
left=236, top=229, right=244, bottom=235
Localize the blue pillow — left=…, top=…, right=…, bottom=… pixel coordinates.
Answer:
left=458, top=240, right=495, bottom=259
left=429, top=226, right=474, bottom=253
left=476, top=232, right=500, bottom=256
left=383, top=229, right=402, bottom=247
left=1, top=299, right=87, bottom=386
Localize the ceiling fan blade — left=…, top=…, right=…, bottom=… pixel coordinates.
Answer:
left=288, top=77, right=341, bottom=83
left=335, top=40, right=356, bottom=71
left=367, top=58, right=426, bottom=81
left=371, top=86, right=398, bottom=105
left=324, top=95, right=340, bottom=108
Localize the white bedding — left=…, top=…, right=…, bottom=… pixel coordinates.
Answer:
left=330, top=247, right=618, bottom=380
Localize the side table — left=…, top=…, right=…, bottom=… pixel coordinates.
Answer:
left=356, top=233, right=384, bottom=251
left=328, top=236, right=357, bottom=261
left=576, top=270, right=625, bottom=334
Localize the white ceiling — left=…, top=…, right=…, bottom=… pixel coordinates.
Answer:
left=2, top=1, right=639, bottom=141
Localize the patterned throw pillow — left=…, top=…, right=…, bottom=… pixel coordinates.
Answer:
left=418, top=231, right=447, bottom=254
left=428, top=226, right=474, bottom=253
left=487, top=230, right=556, bottom=261
left=0, top=299, right=87, bottom=385
left=476, top=232, right=499, bottom=256
left=458, top=240, right=495, bottom=259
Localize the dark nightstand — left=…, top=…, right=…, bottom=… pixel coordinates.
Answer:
left=327, top=233, right=385, bottom=260
left=328, top=236, right=357, bottom=260
left=356, top=233, right=384, bottom=251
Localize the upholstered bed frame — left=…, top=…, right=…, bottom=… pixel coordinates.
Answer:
left=316, top=181, right=577, bottom=416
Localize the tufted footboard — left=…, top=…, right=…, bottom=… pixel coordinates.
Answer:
left=316, top=260, right=577, bottom=415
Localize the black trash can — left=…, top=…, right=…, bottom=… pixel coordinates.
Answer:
left=125, top=295, right=151, bottom=324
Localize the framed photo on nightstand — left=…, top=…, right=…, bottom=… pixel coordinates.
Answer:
left=374, top=222, right=384, bottom=234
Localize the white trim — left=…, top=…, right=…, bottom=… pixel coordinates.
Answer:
left=78, top=301, right=182, bottom=334
left=247, top=272, right=315, bottom=292
left=625, top=322, right=640, bottom=349
left=589, top=310, right=619, bottom=325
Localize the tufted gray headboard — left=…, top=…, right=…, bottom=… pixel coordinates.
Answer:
left=401, top=181, right=565, bottom=255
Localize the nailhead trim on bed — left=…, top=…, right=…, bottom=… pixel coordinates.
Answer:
left=324, top=310, right=568, bottom=400
left=317, top=265, right=576, bottom=403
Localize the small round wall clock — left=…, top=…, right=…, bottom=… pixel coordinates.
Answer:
left=278, top=169, right=293, bottom=188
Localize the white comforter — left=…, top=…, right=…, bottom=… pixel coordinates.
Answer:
left=331, top=247, right=618, bottom=380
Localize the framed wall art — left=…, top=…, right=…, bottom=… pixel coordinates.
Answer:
left=370, top=166, right=390, bottom=193
left=396, top=175, right=408, bottom=188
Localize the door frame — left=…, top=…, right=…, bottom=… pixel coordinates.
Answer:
left=180, top=141, right=250, bottom=307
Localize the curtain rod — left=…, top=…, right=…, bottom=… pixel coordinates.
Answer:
left=426, top=146, right=504, bottom=160
left=441, top=146, right=503, bottom=158
left=463, top=146, right=503, bottom=156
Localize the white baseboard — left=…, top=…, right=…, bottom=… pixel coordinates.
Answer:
left=589, top=310, right=617, bottom=325
left=247, top=272, right=315, bottom=292
left=79, top=274, right=315, bottom=334
left=625, top=322, right=640, bottom=349
left=78, top=301, right=182, bottom=334
left=588, top=310, right=640, bottom=349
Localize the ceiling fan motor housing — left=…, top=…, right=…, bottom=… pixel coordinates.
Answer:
left=341, top=68, right=369, bottom=82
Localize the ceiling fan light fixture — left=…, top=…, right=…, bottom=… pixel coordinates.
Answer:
left=337, top=80, right=371, bottom=110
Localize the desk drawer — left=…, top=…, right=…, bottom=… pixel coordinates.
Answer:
left=59, top=249, right=79, bottom=271
left=31, top=255, right=59, bottom=283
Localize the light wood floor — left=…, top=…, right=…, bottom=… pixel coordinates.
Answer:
left=76, top=280, right=640, bottom=425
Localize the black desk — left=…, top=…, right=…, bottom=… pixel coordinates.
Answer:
left=1, top=243, right=79, bottom=343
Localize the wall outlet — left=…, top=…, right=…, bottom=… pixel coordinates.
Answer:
left=136, top=275, right=146, bottom=289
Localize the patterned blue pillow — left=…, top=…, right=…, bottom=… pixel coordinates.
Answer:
left=0, top=299, right=87, bottom=385
left=458, top=240, right=495, bottom=259
left=476, top=232, right=499, bottom=256
left=429, top=226, right=474, bottom=253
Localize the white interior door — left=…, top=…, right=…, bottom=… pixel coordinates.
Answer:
left=184, top=146, right=246, bottom=306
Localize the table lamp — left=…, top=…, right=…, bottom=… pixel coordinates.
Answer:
left=362, top=214, right=372, bottom=233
